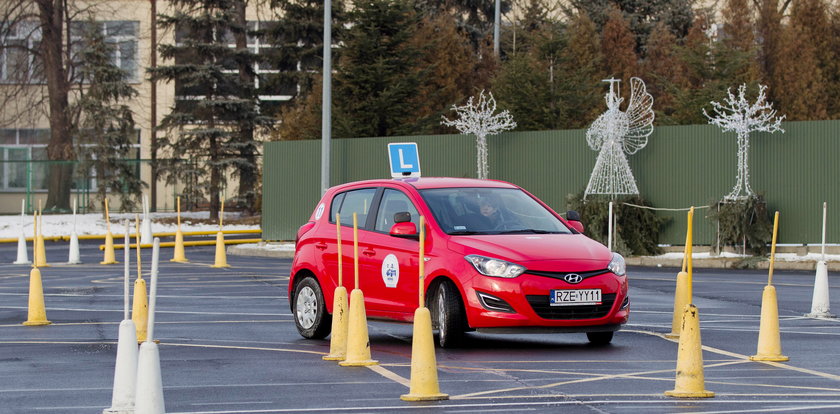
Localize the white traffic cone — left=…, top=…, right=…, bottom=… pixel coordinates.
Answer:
left=135, top=341, right=164, bottom=414
left=135, top=239, right=164, bottom=414
left=103, top=319, right=138, bottom=414
left=14, top=231, right=30, bottom=265
left=68, top=231, right=81, bottom=264
left=805, top=261, right=835, bottom=318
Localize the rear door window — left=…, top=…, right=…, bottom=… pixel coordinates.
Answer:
left=335, top=188, right=377, bottom=228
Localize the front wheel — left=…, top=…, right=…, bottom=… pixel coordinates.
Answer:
left=293, top=277, right=331, bottom=339
left=586, top=331, right=614, bottom=345
left=432, top=280, right=466, bottom=348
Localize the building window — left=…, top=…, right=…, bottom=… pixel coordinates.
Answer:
left=70, top=20, right=140, bottom=82
left=0, top=129, right=140, bottom=191
left=0, top=21, right=43, bottom=84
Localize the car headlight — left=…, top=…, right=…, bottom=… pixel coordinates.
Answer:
left=465, top=255, right=526, bottom=278
left=608, top=253, right=626, bottom=276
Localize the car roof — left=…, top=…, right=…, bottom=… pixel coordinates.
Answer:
left=331, top=177, right=519, bottom=192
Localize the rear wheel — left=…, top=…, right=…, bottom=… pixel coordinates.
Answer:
left=432, top=280, right=466, bottom=348
left=293, top=277, right=331, bottom=339
left=586, top=331, right=614, bottom=345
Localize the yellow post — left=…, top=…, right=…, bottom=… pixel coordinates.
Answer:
left=340, top=213, right=378, bottom=367
left=402, top=216, right=448, bottom=401
left=324, top=213, right=349, bottom=361
left=171, top=196, right=188, bottom=262
left=34, top=210, right=48, bottom=267
left=667, top=207, right=694, bottom=338
left=22, top=267, right=51, bottom=326
left=101, top=199, right=117, bottom=264
left=751, top=211, right=788, bottom=362
left=132, top=214, right=148, bottom=342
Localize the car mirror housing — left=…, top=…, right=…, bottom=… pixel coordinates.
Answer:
left=390, top=221, right=419, bottom=239
left=566, top=210, right=585, bottom=233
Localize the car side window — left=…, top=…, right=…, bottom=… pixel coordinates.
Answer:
left=374, top=189, right=420, bottom=232
left=329, top=193, right=345, bottom=223
left=336, top=188, right=377, bottom=228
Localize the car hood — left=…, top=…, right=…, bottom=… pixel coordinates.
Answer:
left=450, top=234, right=612, bottom=269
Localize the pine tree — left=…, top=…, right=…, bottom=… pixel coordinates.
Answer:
left=756, top=0, right=784, bottom=101
left=567, top=0, right=693, bottom=56
left=721, top=0, right=759, bottom=83
left=641, top=22, right=683, bottom=123
left=74, top=20, right=143, bottom=211
left=558, top=11, right=605, bottom=129
left=153, top=0, right=272, bottom=218
left=493, top=52, right=555, bottom=130
left=266, top=0, right=347, bottom=109
left=827, top=7, right=840, bottom=118
left=600, top=6, right=637, bottom=83
left=409, top=13, right=480, bottom=134
left=332, top=0, right=424, bottom=138
left=772, top=1, right=826, bottom=120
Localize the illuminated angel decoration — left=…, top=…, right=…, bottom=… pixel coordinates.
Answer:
left=584, top=77, right=655, bottom=198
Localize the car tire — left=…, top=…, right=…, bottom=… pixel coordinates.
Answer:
left=293, top=277, right=331, bottom=339
left=586, top=331, right=614, bottom=345
left=432, top=280, right=466, bottom=348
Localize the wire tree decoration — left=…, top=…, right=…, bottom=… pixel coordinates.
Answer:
left=441, top=90, right=516, bottom=179
left=584, top=77, right=655, bottom=198
left=703, top=84, right=785, bottom=201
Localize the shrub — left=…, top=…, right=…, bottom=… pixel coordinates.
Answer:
left=566, top=193, right=669, bottom=257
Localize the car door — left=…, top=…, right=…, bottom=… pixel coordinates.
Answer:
left=358, top=187, right=422, bottom=317
left=321, top=187, right=378, bottom=296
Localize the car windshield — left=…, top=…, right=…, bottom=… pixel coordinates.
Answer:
left=419, top=187, right=572, bottom=235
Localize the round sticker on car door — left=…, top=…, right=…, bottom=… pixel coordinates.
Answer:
left=381, top=254, right=399, bottom=288
left=314, top=203, right=325, bottom=220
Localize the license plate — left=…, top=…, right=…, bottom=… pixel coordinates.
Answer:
left=550, top=289, right=602, bottom=306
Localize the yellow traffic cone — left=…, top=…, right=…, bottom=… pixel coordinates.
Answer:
left=666, top=271, right=689, bottom=339
left=101, top=231, right=117, bottom=264
left=401, top=307, right=449, bottom=401
left=132, top=277, right=149, bottom=343
left=23, top=267, right=51, bottom=326
left=339, top=289, right=378, bottom=367
left=211, top=231, right=229, bottom=268
left=171, top=229, right=188, bottom=262
left=750, top=285, right=789, bottom=362
left=323, top=286, right=349, bottom=361
left=665, top=304, right=714, bottom=398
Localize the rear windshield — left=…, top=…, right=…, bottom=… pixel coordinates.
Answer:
left=419, top=187, right=571, bottom=235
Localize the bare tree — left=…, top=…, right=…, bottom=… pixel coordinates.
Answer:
left=0, top=0, right=108, bottom=212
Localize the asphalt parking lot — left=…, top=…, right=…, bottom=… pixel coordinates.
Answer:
left=2, top=239, right=840, bottom=413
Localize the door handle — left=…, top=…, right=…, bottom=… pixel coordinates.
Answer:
left=362, top=248, right=376, bottom=257
left=315, top=242, right=327, bottom=250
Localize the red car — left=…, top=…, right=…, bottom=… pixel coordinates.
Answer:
left=289, top=177, right=629, bottom=347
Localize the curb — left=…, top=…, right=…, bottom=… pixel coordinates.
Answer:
left=626, top=256, right=840, bottom=271
left=227, top=243, right=295, bottom=259
left=227, top=242, right=838, bottom=271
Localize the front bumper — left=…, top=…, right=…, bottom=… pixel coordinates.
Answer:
left=460, top=270, right=629, bottom=330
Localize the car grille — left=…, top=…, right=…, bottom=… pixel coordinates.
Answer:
left=524, top=269, right=609, bottom=281
left=525, top=293, right=617, bottom=320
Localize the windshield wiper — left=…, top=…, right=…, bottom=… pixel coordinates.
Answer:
left=497, top=229, right=562, bottom=234
left=448, top=230, right=483, bottom=235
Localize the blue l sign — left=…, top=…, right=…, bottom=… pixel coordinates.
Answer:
left=387, top=142, right=421, bottom=178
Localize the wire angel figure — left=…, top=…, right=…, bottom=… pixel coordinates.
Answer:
left=584, top=77, right=655, bottom=198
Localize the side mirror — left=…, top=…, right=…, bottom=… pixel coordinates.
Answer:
left=566, top=210, right=585, bottom=233
left=390, top=221, right=419, bottom=239
left=394, top=211, right=411, bottom=223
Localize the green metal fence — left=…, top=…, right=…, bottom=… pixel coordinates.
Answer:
left=263, top=120, right=840, bottom=246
